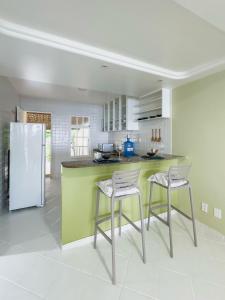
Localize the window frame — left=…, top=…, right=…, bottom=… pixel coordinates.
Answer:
left=70, top=116, right=91, bottom=158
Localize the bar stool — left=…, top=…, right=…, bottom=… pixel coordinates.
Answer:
left=147, top=165, right=197, bottom=258
left=94, top=169, right=146, bottom=285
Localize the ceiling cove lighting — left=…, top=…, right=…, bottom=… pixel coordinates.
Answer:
left=1, top=19, right=225, bottom=80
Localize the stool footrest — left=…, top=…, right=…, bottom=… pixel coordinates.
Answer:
left=97, top=225, right=112, bottom=244
left=150, top=209, right=168, bottom=226
left=122, top=213, right=141, bottom=233
left=97, top=215, right=112, bottom=225
left=150, top=203, right=167, bottom=210
left=97, top=212, right=119, bottom=225
left=95, top=211, right=142, bottom=246
left=171, top=205, right=192, bottom=220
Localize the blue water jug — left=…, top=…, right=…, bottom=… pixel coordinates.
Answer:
left=123, top=136, right=134, bottom=157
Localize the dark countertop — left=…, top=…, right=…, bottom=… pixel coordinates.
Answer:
left=61, top=154, right=183, bottom=168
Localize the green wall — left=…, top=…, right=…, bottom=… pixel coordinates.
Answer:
left=173, top=70, right=225, bottom=235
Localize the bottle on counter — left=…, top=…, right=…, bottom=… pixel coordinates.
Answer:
left=123, top=135, right=134, bottom=157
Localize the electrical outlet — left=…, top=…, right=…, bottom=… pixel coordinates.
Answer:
left=201, top=202, right=208, bottom=213
left=214, top=208, right=222, bottom=219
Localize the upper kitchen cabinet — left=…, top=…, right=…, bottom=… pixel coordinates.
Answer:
left=103, top=103, right=109, bottom=131
left=135, top=88, right=171, bottom=122
left=114, top=97, right=120, bottom=131
left=103, top=96, right=139, bottom=132
left=109, top=100, right=114, bottom=131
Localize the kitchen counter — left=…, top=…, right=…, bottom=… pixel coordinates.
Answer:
left=61, top=154, right=185, bottom=245
left=61, top=154, right=182, bottom=168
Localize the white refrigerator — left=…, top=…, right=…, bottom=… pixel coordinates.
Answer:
left=9, top=122, right=46, bottom=210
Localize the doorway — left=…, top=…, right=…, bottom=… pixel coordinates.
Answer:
left=26, top=112, right=52, bottom=176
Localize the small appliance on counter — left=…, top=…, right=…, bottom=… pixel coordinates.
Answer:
left=93, top=151, right=111, bottom=160
left=98, top=143, right=114, bottom=153
left=93, top=147, right=114, bottom=161
left=123, top=136, right=135, bottom=157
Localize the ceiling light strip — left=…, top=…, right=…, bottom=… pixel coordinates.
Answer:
left=0, top=19, right=225, bottom=80
left=0, top=19, right=186, bottom=79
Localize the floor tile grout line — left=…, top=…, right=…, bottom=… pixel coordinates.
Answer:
left=28, top=248, right=125, bottom=286
left=209, top=257, right=225, bottom=264
left=192, top=277, right=225, bottom=289
left=22, top=234, right=141, bottom=287
left=122, top=286, right=157, bottom=299
left=0, top=275, right=45, bottom=299
left=190, top=277, right=196, bottom=300
left=158, top=265, right=191, bottom=277
left=160, top=264, right=225, bottom=293
left=2, top=231, right=58, bottom=248
left=200, top=236, right=225, bottom=245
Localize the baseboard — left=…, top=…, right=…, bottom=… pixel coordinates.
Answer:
left=62, top=210, right=176, bottom=251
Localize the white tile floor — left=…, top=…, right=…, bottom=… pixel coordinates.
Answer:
left=0, top=179, right=225, bottom=299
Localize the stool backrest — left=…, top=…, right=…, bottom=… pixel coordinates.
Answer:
left=112, top=169, right=140, bottom=195
left=168, top=165, right=191, bottom=183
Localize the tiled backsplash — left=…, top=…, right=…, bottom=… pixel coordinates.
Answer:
left=0, top=113, right=10, bottom=207
left=108, top=131, right=140, bottom=151
left=20, top=97, right=108, bottom=178
left=108, top=118, right=171, bottom=155
left=0, top=77, right=19, bottom=207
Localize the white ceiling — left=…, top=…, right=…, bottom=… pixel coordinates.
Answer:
left=173, top=0, right=225, bottom=33
left=0, top=34, right=165, bottom=98
left=9, top=78, right=116, bottom=105
left=1, top=0, right=225, bottom=71
left=0, top=0, right=225, bottom=102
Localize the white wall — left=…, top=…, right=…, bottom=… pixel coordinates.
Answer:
left=20, top=97, right=108, bottom=178
left=108, top=119, right=171, bottom=155
left=0, top=76, right=19, bottom=206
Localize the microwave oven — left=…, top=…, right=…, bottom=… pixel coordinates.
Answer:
left=98, top=143, right=114, bottom=152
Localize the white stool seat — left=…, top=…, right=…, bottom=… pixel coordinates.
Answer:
left=148, top=171, right=188, bottom=188
left=97, top=179, right=139, bottom=198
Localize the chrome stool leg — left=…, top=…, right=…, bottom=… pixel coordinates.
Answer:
left=147, top=181, right=154, bottom=230
left=95, top=169, right=144, bottom=285
left=138, top=193, right=146, bottom=263
left=94, top=189, right=100, bottom=249
left=111, top=197, right=116, bottom=285
left=167, top=188, right=173, bottom=258
left=147, top=165, right=197, bottom=258
left=119, top=200, right=122, bottom=236
left=189, top=185, right=197, bottom=247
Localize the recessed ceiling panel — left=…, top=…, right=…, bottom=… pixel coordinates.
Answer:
left=0, top=34, right=164, bottom=97
left=1, top=0, right=225, bottom=70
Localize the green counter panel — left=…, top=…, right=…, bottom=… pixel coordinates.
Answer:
left=61, top=159, right=178, bottom=245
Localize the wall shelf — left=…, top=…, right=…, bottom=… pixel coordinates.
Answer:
left=134, top=106, right=162, bottom=114
left=136, top=117, right=168, bottom=122
left=136, top=88, right=171, bottom=120
left=135, top=97, right=161, bottom=108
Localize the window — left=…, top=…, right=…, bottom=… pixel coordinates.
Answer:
left=71, top=116, right=90, bottom=157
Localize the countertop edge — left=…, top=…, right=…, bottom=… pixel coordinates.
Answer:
left=61, top=154, right=185, bottom=169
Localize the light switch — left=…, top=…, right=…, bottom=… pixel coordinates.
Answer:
left=201, top=202, right=208, bottom=213
left=214, top=208, right=222, bottom=219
